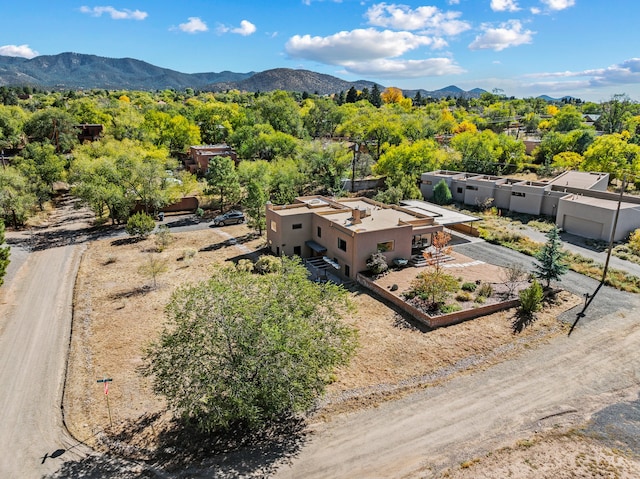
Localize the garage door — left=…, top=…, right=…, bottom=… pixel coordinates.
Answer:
left=562, top=215, right=603, bottom=240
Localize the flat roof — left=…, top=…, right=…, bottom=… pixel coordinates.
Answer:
left=326, top=200, right=429, bottom=233
left=400, top=200, right=480, bottom=225
left=550, top=171, right=608, bottom=189
left=560, top=194, right=640, bottom=211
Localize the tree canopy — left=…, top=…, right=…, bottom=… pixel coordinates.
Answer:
left=143, top=258, right=357, bottom=432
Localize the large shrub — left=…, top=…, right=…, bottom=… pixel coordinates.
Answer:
left=126, top=212, right=155, bottom=238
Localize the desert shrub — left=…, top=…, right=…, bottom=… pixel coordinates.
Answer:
left=461, top=282, right=477, bottom=292
left=236, top=259, right=254, bottom=272
left=519, top=279, right=543, bottom=314
left=126, top=212, right=155, bottom=238
left=440, top=303, right=462, bottom=314
left=455, top=291, right=473, bottom=302
left=254, top=255, right=282, bottom=274
left=182, top=248, right=197, bottom=265
left=476, top=283, right=493, bottom=298
left=474, top=296, right=486, bottom=304
left=366, top=252, right=388, bottom=276
left=154, top=225, right=173, bottom=251
left=629, top=228, right=640, bottom=255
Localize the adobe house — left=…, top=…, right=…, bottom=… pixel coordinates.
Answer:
left=265, top=196, right=443, bottom=278
left=184, top=144, right=237, bottom=174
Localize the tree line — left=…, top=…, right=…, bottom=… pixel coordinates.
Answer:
left=1, top=86, right=639, bottom=231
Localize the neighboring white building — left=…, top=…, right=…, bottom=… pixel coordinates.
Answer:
left=421, top=170, right=640, bottom=242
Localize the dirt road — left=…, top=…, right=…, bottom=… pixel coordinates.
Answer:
left=0, top=201, right=93, bottom=478
left=274, top=296, right=640, bottom=478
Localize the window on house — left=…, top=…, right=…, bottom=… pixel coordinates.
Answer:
left=466, top=185, right=478, bottom=191
left=338, top=238, right=347, bottom=252
left=512, top=191, right=526, bottom=197
left=292, top=223, right=302, bottom=230
left=424, top=180, right=432, bottom=185
left=317, top=226, right=322, bottom=238
left=293, top=245, right=301, bottom=256
left=344, top=265, right=351, bottom=278
left=457, top=187, right=463, bottom=194
left=377, top=240, right=395, bottom=252
left=270, top=220, right=277, bottom=232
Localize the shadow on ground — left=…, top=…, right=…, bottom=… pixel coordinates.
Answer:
left=48, top=414, right=308, bottom=478
left=585, top=392, right=640, bottom=457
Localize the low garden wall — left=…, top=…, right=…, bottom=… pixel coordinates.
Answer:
left=356, top=273, right=520, bottom=329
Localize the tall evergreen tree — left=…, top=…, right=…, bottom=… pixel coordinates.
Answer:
left=345, top=86, right=358, bottom=104
left=370, top=84, right=382, bottom=107
left=534, top=226, right=568, bottom=288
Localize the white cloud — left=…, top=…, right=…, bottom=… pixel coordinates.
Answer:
left=286, top=28, right=438, bottom=64
left=342, top=57, right=465, bottom=78
left=365, top=3, right=471, bottom=36
left=540, top=0, right=575, bottom=10
left=448, top=0, right=460, bottom=4
left=79, top=6, right=147, bottom=20
left=530, top=7, right=541, bottom=14
left=469, top=20, right=534, bottom=51
left=232, top=20, right=257, bottom=36
left=217, top=20, right=257, bottom=36
left=490, top=0, right=520, bottom=12
left=525, top=58, right=640, bottom=87
left=178, top=17, right=208, bottom=34
left=0, top=44, right=39, bottom=58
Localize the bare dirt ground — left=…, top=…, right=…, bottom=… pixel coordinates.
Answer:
left=61, top=222, right=640, bottom=479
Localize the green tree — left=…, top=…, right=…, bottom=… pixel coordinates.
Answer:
left=366, top=252, right=388, bottom=275
left=0, top=166, right=36, bottom=227
left=243, top=179, right=267, bottom=234
left=143, top=258, right=357, bottom=432
left=533, top=226, right=568, bottom=288
left=0, top=220, right=9, bottom=287
left=138, top=254, right=168, bottom=289
left=409, top=268, right=459, bottom=305
left=126, top=212, right=156, bottom=239
left=432, top=179, right=453, bottom=205
left=23, top=108, right=77, bottom=153
left=205, top=155, right=241, bottom=212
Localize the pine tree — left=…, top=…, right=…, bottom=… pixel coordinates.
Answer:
left=534, top=226, right=568, bottom=288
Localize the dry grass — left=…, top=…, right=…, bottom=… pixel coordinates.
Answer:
left=64, top=226, right=581, bottom=452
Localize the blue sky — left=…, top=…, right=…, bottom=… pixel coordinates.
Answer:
left=1, top=1, right=639, bottom=101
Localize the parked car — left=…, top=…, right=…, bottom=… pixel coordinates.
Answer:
left=214, top=210, right=245, bottom=226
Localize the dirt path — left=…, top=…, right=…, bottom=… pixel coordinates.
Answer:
left=0, top=198, right=94, bottom=478
left=274, top=299, right=640, bottom=478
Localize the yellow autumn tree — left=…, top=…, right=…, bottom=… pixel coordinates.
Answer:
left=381, top=87, right=404, bottom=104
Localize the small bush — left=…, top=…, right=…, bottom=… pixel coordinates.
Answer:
left=154, top=225, right=173, bottom=251
left=519, top=279, right=543, bottom=314
left=476, top=283, right=493, bottom=298
left=126, top=212, right=155, bottom=238
left=366, top=252, right=388, bottom=276
left=254, top=255, right=282, bottom=274
left=461, top=282, right=477, bottom=292
left=440, top=303, right=462, bottom=314
left=455, top=291, right=473, bottom=302
left=474, top=296, right=486, bottom=304
left=236, top=259, right=254, bottom=272
left=196, top=207, right=204, bottom=218
left=182, top=248, right=197, bottom=265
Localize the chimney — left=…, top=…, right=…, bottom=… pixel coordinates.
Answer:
left=352, top=208, right=362, bottom=224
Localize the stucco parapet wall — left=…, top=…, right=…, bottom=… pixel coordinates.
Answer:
left=356, top=273, right=520, bottom=329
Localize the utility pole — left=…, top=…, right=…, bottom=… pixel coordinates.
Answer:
left=568, top=175, right=626, bottom=336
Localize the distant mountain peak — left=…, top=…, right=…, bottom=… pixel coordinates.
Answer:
left=0, top=52, right=486, bottom=99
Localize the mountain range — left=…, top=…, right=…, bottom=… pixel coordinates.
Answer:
left=0, top=52, right=486, bottom=99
